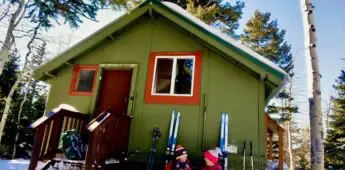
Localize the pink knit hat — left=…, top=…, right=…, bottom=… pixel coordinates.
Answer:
left=204, top=147, right=222, bottom=164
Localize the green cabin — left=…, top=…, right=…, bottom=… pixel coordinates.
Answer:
left=29, top=1, right=288, bottom=169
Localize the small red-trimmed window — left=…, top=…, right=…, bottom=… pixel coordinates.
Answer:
left=145, top=52, right=202, bottom=105
left=70, top=65, right=98, bottom=96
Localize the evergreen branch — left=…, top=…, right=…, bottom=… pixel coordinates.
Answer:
left=68, top=5, right=99, bottom=22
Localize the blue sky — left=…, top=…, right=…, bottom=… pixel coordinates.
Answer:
left=233, top=0, right=345, bottom=127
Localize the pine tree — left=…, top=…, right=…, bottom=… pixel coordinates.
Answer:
left=0, top=52, right=20, bottom=157
left=0, top=53, right=20, bottom=115
left=294, top=128, right=311, bottom=170
left=9, top=86, right=47, bottom=159
left=241, top=10, right=299, bottom=169
left=0, top=54, right=20, bottom=103
left=325, top=70, right=345, bottom=169
left=241, top=10, right=286, bottom=63
left=167, top=0, right=245, bottom=37
left=11, top=41, right=48, bottom=158
left=110, top=0, right=245, bottom=36
left=0, top=42, right=48, bottom=158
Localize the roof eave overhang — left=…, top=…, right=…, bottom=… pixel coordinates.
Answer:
left=33, top=3, right=151, bottom=81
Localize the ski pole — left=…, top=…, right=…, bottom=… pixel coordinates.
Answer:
left=147, top=135, right=154, bottom=170
left=149, top=128, right=161, bottom=170
left=148, top=139, right=156, bottom=170
left=224, top=112, right=229, bottom=169
left=147, top=128, right=161, bottom=170
left=243, top=141, right=246, bottom=170
left=165, top=111, right=175, bottom=169
left=250, top=141, right=253, bottom=170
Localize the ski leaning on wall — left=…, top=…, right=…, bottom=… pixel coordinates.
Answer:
left=165, top=111, right=181, bottom=170
left=147, top=127, right=161, bottom=170
left=219, top=112, right=229, bottom=170
left=250, top=141, right=253, bottom=170
left=243, top=141, right=246, bottom=170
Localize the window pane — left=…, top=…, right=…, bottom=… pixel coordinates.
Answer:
left=174, top=58, right=193, bottom=94
left=154, top=58, right=173, bottom=94
left=75, top=70, right=96, bottom=92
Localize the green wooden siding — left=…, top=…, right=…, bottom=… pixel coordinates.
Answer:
left=45, top=15, right=266, bottom=161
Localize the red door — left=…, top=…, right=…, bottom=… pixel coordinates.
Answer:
left=96, top=70, right=133, bottom=116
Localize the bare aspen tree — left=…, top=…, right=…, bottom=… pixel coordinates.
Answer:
left=0, top=0, right=26, bottom=76
left=0, top=24, right=41, bottom=145
left=300, top=0, right=324, bottom=169
left=12, top=41, right=47, bottom=158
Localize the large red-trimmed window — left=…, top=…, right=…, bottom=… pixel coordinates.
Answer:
left=70, top=65, right=98, bottom=96
left=145, top=52, right=202, bottom=105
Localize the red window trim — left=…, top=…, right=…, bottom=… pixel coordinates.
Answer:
left=145, top=51, right=202, bottom=105
left=69, top=64, right=98, bottom=96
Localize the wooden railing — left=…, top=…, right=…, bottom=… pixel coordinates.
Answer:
left=85, top=111, right=132, bottom=170
left=29, top=109, right=89, bottom=170
left=265, top=113, right=284, bottom=170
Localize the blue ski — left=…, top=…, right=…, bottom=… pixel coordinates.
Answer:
left=166, top=111, right=175, bottom=157
left=165, top=111, right=181, bottom=170
left=220, top=112, right=225, bottom=152
left=171, top=112, right=180, bottom=155
left=147, top=128, right=161, bottom=170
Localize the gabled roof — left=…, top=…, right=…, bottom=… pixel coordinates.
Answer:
left=34, top=0, right=289, bottom=102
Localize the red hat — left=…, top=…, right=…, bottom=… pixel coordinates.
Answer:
left=204, top=147, right=221, bottom=164
left=175, top=145, right=188, bottom=160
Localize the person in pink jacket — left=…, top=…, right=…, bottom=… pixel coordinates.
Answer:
left=202, top=148, right=222, bottom=170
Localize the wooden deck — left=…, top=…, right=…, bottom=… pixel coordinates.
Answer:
left=265, top=113, right=285, bottom=170
left=29, top=109, right=132, bottom=170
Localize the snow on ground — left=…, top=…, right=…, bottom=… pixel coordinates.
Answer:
left=0, top=159, right=286, bottom=169
left=0, top=159, right=30, bottom=170
left=0, top=159, right=44, bottom=170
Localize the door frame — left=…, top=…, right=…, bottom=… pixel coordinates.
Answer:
left=90, top=64, right=138, bottom=117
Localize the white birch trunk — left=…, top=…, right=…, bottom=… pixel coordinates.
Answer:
left=300, top=0, right=324, bottom=169
left=0, top=20, right=40, bottom=146
left=0, top=0, right=25, bottom=76
left=12, top=82, right=30, bottom=159
left=0, top=78, right=20, bottom=144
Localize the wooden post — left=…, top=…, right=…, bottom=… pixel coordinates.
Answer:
left=29, top=127, right=45, bottom=170
left=47, top=114, right=64, bottom=159
left=278, top=128, right=284, bottom=170
left=268, top=131, right=273, bottom=160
